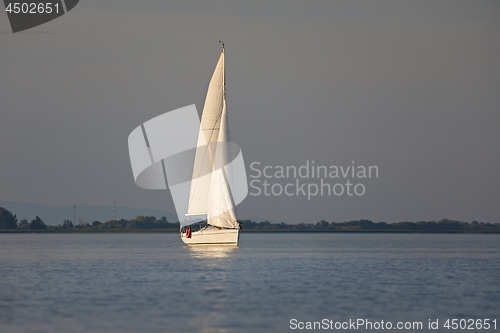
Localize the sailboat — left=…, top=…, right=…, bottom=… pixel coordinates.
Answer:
left=180, top=43, right=240, bottom=245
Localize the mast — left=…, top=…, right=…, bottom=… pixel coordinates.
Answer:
left=221, top=42, right=237, bottom=219
left=220, top=41, right=225, bottom=100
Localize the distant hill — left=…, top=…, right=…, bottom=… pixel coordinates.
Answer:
left=0, top=201, right=178, bottom=225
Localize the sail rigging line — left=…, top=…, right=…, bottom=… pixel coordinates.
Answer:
left=225, top=117, right=237, bottom=218
left=221, top=45, right=237, bottom=219
left=223, top=105, right=238, bottom=218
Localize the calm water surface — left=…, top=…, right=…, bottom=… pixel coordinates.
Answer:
left=0, top=233, right=499, bottom=332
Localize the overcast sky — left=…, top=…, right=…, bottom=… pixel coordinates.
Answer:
left=1, top=0, right=499, bottom=223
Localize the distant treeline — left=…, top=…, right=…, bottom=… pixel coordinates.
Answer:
left=1, top=206, right=499, bottom=233
left=0, top=206, right=179, bottom=232
left=240, top=219, right=500, bottom=233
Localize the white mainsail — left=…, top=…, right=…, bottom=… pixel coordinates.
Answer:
left=186, top=47, right=239, bottom=229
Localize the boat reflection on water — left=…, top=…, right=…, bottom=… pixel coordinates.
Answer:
left=187, top=245, right=238, bottom=260
left=185, top=245, right=238, bottom=332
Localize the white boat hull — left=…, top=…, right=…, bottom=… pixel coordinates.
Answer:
left=181, top=227, right=239, bottom=245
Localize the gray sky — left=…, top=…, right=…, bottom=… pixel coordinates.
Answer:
left=1, top=0, right=499, bottom=224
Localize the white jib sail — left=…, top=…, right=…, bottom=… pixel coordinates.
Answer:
left=207, top=100, right=239, bottom=229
